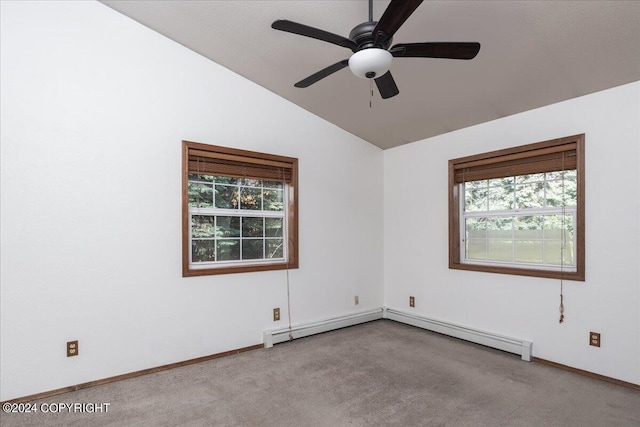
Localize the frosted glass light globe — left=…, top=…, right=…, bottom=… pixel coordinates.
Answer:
left=348, top=48, right=393, bottom=79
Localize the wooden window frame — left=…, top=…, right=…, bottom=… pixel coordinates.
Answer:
left=182, top=141, right=298, bottom=277
left=448, top=134, right=585, bottom=281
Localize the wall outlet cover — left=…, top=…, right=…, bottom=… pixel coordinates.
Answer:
left=67, top=340, right=78, bottom=357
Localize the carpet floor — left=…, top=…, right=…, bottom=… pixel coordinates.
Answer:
left=1, top=320, right=639, bottom=426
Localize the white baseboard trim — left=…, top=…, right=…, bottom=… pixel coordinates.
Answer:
left=385, top=308, right=533, bottom=361
left=263, top=308, right=384, bottom=348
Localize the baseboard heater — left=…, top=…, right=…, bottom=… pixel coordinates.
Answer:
left=263, top=307, right=532, bottom=361
left=263, top=308, right=383, bottom=348
left=384, top=308, right=533, bottom=361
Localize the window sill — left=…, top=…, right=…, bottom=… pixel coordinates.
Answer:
left=183, top=261, right=298, bottom=277
left=449, top=261, right=585, bottom=281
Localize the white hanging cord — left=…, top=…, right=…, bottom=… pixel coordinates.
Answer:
left=281, top=167, right=294, bottom=341
left=559, top=153, right=566, bottom=324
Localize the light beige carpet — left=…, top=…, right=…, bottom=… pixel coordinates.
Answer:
left=2, top=320, right=639, bottom=426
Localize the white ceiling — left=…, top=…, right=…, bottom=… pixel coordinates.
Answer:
left=100, top=1, right=640, bottom=150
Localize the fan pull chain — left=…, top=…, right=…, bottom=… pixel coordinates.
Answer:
left=370, top=79, right=373, bottom=108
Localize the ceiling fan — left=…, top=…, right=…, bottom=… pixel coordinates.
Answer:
left=272, top=0, right=480, bottom=99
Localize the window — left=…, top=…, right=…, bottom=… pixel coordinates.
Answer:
left=182, top=141, right=298, bottom=276
left=449, top=134, right=585, bottom=281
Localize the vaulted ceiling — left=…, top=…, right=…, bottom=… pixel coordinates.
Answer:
left=101, top=1, right=640, bottom=149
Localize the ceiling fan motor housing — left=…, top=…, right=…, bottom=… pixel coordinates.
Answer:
left=349, top=22, right=392, bottom=50
left=348, top=22, right=393, bottom=79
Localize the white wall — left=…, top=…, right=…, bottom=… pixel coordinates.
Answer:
left=384, top=81, right=640, bottom=384
left=0, top=1, right=384, bottom=401
left=2, top=0, right=638, bottom=403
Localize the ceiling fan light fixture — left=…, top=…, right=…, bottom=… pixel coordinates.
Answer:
left=348, top=48, right=392, bottom=79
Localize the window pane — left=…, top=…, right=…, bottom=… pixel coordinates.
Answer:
left=546, top=178, right=577, bottom=207
left=514, top=240, right=543, bottom=263
left=266, top=239, right=284, bottom=259
left=489, top=177, right=514, bottom=187
left=465, top=189, right=488, bottom=212
left=488, top=185, right=514, bottom=210
left=545, top=171, right=563, bottom=180
left=544, top=240, right=574, bottom=265
left=191, top=216, right=215, bottom=238
left=487, top=240, right=512, bottom=261
left=240, top=187, right=262, bottom=210
left=242, top=178, right=262, bottom=187
left=563, top=179, right=577, bottom=207
left=215, top=185, right=239, bottom=209
left=242, top=239, right=264, bottom=260
left=545, top=180, right=564, bottom=207
left=188, top=182, right=213, bottom=208
left=263, top=181, right=284, bottom=189
left=264, top=189, right=284, bottom=211
left=216, top=216, right=240, bottom=238
left=189, top=174, right=214, bottom=182
left=465, top=180, right=485, bottom=191
left=515, top=173, right=544, bottom=184
left=514, top=216, right=543, bottom=239
left=465, top=182, right=488, bottom=212
left=487, top=217, right=512, bottom=239
left=544, top=215, right=574, bottom=240
left=214, top=176, right=238, bottom=185
left=564, top=241, right=575, bottom=264
left=515, top=182, right=544, bottom=209
left=466, top=239, right=486, bottom=260
left=217, top=240, right=240, bottom=261
left=192, top=240, right=215, bottom=262
left=265, top=217, right=283, bottom=237
left=547, top=170, right=576, bottom=181
left=465, top=217, right=486, bottom=239
left=243, top=217, right=264, bottom=237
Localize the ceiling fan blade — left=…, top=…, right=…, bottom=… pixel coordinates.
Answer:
left=390, top=42, right=481, bottom=60
left=294, top=60, right=350, bottom=88
left=272, top=20, right=358, bottom=52
left=373, top=0, right=423, bottom=46
left=374, top=71, right=399, bottom=99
